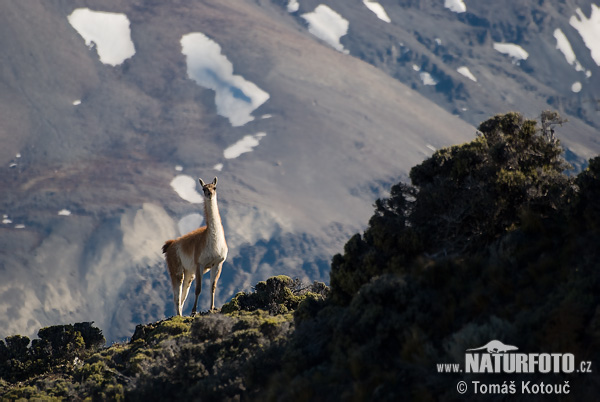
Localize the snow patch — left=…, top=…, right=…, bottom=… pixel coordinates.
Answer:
left=553, top=29, right=579, bottom=68
left=420, top=72, right=438, bottom=86
left=170, top=175, right=204, bottom=204
left=213, top=163, right=224, bottom=171
left=67, top=8, right=136, bottom=66
left=224, top=132, right=266, bottom=159
left=287, top=0, right=299, bottom=13
left=301, top=5, right=350, bottom=54
left=570, top=5, right=600, bottom=66
left=444, top=0, right=466, bottom=13
left=457, top=66, right=477, bottom=82
left=14, top=224, right=25, bottom=229
left=363, top=1, right=391, bottom=23
left=180, top=33, right=270, bottom=127
left=571, top=81, right=582, bottom=93
left=58, top=209, right=72, bottom=216
left=493, top=42, right=529, bottom=63
left=175, top=165, right=183, bottom=172
left=178, top=213, right=204, bottom=236
left=2, top=215, right=12, bottom=225
left=553, top=28, right=585, bottom=72
left=72, top=100, right=82, bottom=106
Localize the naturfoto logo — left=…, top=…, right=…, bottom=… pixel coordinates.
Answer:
left=465, top=340, right=574, bottom=374
left=437, top=340, right=594, bottom=396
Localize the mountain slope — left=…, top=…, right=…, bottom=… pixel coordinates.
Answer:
left=309, top=0, right=600, bottom=163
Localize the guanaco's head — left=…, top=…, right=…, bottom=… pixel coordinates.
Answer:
left=199, top=177, right=218, bottom=200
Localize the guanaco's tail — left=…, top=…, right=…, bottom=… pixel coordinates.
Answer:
left=162, top=240, right=174, bottom=254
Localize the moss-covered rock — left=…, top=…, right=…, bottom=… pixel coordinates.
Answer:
left=222, top=275, right=329, bottom=315
left=131, top=316, right=192, bottom=344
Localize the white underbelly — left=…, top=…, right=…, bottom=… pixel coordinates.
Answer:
left=198, top=243, right=228, bottom=268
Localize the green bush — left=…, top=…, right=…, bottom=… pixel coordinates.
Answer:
left=0, top=323, right=104, bottom=383
left=330, top=111, right=574, bottom=305
left=222, top=275, right=328, bottom=314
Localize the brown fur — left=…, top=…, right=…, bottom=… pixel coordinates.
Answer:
left=162, top=239, right=174, bottom=254
left=162, top=227, right=209, bottom=278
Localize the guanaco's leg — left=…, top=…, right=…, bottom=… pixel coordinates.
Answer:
left=171, top=271, right=184, bottom=316
left=191, top=266, right=204, bottom=316
left=209, top=261, right=224, bottom=311
left=181, top=271, right=195, bottom=316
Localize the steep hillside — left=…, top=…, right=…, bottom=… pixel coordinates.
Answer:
left=310, top=0, right=600, bottom=162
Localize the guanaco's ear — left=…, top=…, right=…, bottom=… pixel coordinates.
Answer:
left=199, top=178, right=206, bottom=187
left=212, top=177, right=218, bottom=186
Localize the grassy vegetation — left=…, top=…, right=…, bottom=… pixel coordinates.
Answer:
left=0, top=276, right=328, bottom=400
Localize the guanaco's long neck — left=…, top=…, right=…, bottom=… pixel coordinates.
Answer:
left=204, top=194, right=224, bottom=234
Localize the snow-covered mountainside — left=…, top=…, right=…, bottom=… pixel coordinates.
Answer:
left=0, top=0, right=598, bottom=342
left=297, top=0, right=600, bottom=163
